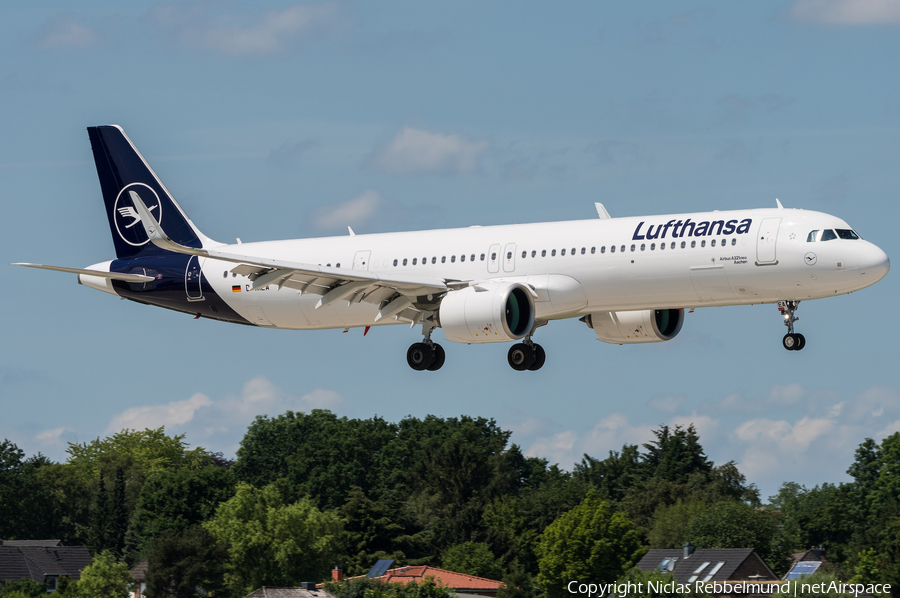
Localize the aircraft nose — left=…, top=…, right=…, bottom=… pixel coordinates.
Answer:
left=860, top=243, right=890, bottom=282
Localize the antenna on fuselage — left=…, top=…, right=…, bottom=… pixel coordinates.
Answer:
left=775, top=198, right=784, bottom=209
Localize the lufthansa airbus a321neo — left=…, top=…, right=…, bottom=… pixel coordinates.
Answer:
left=15, top=126, right=891, bottom=371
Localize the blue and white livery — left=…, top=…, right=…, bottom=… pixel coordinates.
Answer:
left=15, top=126, right=891, bottom=371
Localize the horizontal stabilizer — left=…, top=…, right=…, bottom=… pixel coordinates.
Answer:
left=13, top=263, right=154, bottom=283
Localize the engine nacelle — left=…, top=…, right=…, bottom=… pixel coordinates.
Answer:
left=439, top=282, right=536, bottom=344
left=584, top=309, right=684, bottom=344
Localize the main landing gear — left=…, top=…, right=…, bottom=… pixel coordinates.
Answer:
left=407, top=322, right=445, bottom=371
left=507, top=338, right=546, bottom=371
left=778, top=300, right=806, bottom=351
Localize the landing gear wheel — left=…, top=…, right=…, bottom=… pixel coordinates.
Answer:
left=783, top=333, right=801, bottom=351
left=427, top=344, right=445, bottom=371
left=407, top=342, right=434, bottom=370
left=527, top=344, right=546, bottom=371
left=508, top=343, right=535, bottom=371
left=795, top=334, right=806, bottom=351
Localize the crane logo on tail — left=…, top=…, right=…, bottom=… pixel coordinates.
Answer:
left=113, top=183, right=162, bottom=247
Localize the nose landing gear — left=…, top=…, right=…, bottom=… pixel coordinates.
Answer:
left=779, top=300, right=806, bottom=351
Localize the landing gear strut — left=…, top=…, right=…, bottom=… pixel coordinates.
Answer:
left=407, top=322, right=445, bottom=371
left=778, top=300, right=806, bottom=351
left=507, top=337, right=546, bottom=371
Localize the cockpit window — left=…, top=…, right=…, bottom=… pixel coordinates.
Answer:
left=820, top=229, right=838, bottom=242
left=836, top=229, right=860, bottom=240
left=807, top=230, right=818, bottom=242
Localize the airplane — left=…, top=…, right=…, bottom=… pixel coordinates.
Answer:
left=14, top=125, right=890, bottom=372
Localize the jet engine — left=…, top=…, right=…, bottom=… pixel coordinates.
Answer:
left=583, top=309, right=684, bottom=344
left=439, top=282, right=536, bottom=344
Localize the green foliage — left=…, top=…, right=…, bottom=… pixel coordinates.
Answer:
left=66, top=427, right=210, bottom=478
left=75, top=550, right=133, bottom=598
left=484, top=465, right=589, bottom=574
left=204, top=482, right=343, bottom=596
left=132, top=464, right=236, bottom=552
left=325, top=577, right=456, bottom=598
left=615, top=568, right=714, bottom=598
left=575, top=445, right=642, bottom=503
left=648, top=500, right=706, bottom=548
left=642, top=425, right=712, bottom=482
left=849, top=548, right=880, bottom=585
left=0, top=579, right=47, bottom=597
left=0, top=441, right=55, bottom=539
left=442, top=541, right=503, bottom=580
left=145, top=525, right=228, bottom=598
left=685, top=500, right=787, bottom=574
left=535, top=490, right=646, bottom=598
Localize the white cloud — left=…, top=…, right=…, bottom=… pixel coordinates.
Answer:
left=311, top=189, right=385, bottom=230
left=792, top=0, right=900, bottom=24
left=35, top=427, right=72, bottom=446
left=150, top=3, right=339, bottom=56
left=105, top=377, right=350, bottom=455
left=526, top=430, right=578, bottom=466
left=107, top=393, right=213, bottom=433
left=369, top=127, right=489, bottom=175
left=36, top=16, right=100, bottom=48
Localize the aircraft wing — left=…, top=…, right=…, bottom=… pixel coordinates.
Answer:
left=12, top=263, right=155, bottom=283
left=130, top=193, right=449, bottom=316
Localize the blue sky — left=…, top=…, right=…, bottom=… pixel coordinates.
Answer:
left=2, top=1, right=900, bottom=500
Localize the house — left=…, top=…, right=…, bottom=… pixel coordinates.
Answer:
left=784, top=547, right=828, bottom=580
left=637, top=544, right=779, bottom=591
left=0, top=539, right=92, bottom=592
left=323, top=565, right=505, bottom=598
left=245, top=586, right=337, bottom=598
left=129, top=559, right=149, bottom=598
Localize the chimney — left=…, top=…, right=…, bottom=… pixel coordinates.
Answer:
left=332, top=567, right=343, bottom=582
left=683, top=542, right=695, bottom=558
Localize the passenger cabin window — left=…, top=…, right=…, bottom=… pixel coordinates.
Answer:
left=691, top=241, right=696, bottom=248
left=470, top=254, right=475, bottom=261
left=650, top=243, right=656, bottom=250
left=837, top=229, right=860, bottom=240
left=620, top=245, right=625, bottom=252
left=609, top=246, right=614, bottom=253
left=460, top=254, right=465, bottom=262
left=393, top=259, right=398, bottom=266
left=640, top=244, right=646, bottom=251
left=532, top=250, right=537, bottom=257
left=821, top=229, right=838, bottom=242
left=581, top=247, right=586, bottom=255
left=522, top=251, right=526, bottom=258
left=442, top=256, right=446, bottom=263
left=412, top=258, right=417, bottom=265
left=571, top=247, right=575, bottom=255
left=480, top=253, right=485, bottom=261
left=432, top=257, right=437, bottom=264
left=402, top=259, right=407, bottom=266
left=591, top=247, right=596, bottom=254
left=491, top=252, right=497, bottom=260
left=731, top=238, right=736, bottom=246
left=451, top=255, right=456, bottom=263
left=552, top=249, right=557, bottom=256
left=561, top=248, right=566, bottom=256
left=507, top=252, right=512, bottom=259
left=542, top=250, right=547, bottom=257
left=807, top=230, right=819, bottom=242
left=630, top=244, right=636, bottom=252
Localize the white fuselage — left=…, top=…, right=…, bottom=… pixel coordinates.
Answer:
left=194, top=207, right=889, bottom=333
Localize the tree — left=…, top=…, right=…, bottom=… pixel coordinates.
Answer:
left=0, top=579, right=47, bottom=597
left=535, top=490, right=646, bottom=598
left=442, top=541, right=504, bottom=580
left=648, top=500, right=707, bottom=549
left=641, top=425, right=711, bottom=483
left=0, top=441, right=55, bottom=539
left=145, top=526, right=228, bottom=598
left=66, top=427, right=210, bottom=478
left=75, top=550, right=133, bottom=598
left=131, top=464, right=235, bottom=552
left=685, top=501, right=787, bottom=574
left=574, top=445, right=642, bottom=503
left=204, top=482, right=343, bottom=596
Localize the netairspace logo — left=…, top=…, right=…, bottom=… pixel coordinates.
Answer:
left=566, top=580, right=892, bottom=597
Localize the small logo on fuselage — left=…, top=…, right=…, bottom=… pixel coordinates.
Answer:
left=113, top=183, right=162, bottom=247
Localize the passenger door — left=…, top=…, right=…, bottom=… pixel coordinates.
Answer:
left=487, top=243, right=501, bottom=273
left=756, top=218, right=781, bottom=265
left=503, top=243, right=517, bottom=272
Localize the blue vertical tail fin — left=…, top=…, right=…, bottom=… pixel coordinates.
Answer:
left=88, top=125, right=214, bottom=259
